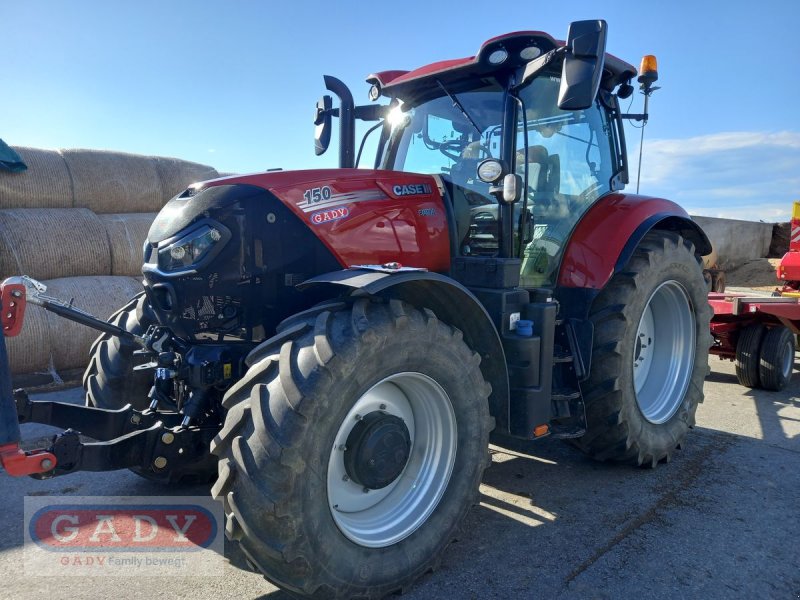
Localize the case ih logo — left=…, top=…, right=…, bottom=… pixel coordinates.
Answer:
left=393, top=183, right=432, bottom=196
left=311, top=207, right=349, bottom=225
left=24, top=496, right=223, bottom=577
left=29, top=506, right=216, bottom=550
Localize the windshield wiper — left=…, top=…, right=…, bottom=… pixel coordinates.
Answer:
left=435, top=79, right=483, bottom=137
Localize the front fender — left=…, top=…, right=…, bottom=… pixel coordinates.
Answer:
left=557, top=193, right=711, bottom=290
left=299, top=269, right=511, bottom=434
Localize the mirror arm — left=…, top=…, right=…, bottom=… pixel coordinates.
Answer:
left=354, top=105, right=388, bottom=122
left=515, top=47, right=566, bottom=90
left=620, top=112, right=648, bottom=122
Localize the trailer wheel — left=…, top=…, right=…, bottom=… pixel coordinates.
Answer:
left=735, top=323, right=766, bottom=388
left=573, top=231, right=712, bottom=467
left=82, top=293, right=217, bottom=484
left=759, top=325, right=795, bottom=391
left=212, top=299, right=493, bottom=598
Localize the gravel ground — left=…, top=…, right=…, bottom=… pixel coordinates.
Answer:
left=1, top=356, right=798, bottom=599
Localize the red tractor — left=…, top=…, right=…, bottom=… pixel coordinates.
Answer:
left=0, top=20, right=711, bottom=599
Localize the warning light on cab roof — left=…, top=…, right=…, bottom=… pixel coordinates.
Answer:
left=638, top=54, right=659, bottom=85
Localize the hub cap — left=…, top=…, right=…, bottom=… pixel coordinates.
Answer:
left=633, top=280, right=696, bottom=424
left=343, top=412, right=411, bottom=490
left=327, top=372, right=457, bottom=548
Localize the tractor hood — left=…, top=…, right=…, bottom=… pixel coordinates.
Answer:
left=142, top=169, right=450, bottom=342
left=196, top=169, right=451, bottom=272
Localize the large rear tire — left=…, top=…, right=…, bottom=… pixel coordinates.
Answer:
left=82, top=292, right=217, bottom=484
left=211, top=298, right=493, bottom=599
left=573, top=231, right=712, bottom=467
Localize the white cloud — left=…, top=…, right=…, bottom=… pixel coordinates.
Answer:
left=630, top=130, right=800, bottom=222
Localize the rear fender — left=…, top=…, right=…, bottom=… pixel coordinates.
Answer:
left=299, top=270, right=510, bottom=434
left=557, top=193, right=712, bottom=290
left=554, top=194, right=711, bottom=379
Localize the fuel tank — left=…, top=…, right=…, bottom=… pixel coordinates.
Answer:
left=141, top=169, right=450, bottom=343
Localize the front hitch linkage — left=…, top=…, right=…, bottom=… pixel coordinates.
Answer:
left=0, top=276, right=215, bottom=478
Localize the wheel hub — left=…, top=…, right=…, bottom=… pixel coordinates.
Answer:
left=343, top=412, right=411, bottom=490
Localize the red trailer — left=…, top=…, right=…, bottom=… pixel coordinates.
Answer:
left=709, top=292, right=799, bottom=391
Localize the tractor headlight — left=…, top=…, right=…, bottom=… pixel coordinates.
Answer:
left=157, top=225, right=224, bottom=273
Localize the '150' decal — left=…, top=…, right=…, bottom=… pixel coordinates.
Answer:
left=311, top=207, right=349, bottom=225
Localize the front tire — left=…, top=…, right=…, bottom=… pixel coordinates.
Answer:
left=83, top=293, right=154, bottom=410
left=573, top=231, right=712, bottom=466
left=211, top=298, right=493, bottom=598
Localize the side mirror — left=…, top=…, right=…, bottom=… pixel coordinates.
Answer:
left=558, top=20, right=607, bottom=110
left=314, top=95, right=333, bottom=156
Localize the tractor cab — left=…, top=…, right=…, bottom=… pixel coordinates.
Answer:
left=316, top=22, right=635, bottom=289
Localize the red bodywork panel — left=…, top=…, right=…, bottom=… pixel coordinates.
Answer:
left=557, top=193, right=694, bottom=290
left=202, top=170, right=450, bottom=272
left=369, top=31, right=560, bottom=89
left=368, top=30, right=635, bottom=95
left=775, top=206, right=800, bottom=289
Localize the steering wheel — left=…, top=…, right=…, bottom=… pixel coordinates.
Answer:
left=438, top=140, right=466, bottom=162
left=439, top=140, right=492, bottom=162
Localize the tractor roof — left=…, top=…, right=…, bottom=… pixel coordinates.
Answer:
left=367, top=31, right=636, bottom=100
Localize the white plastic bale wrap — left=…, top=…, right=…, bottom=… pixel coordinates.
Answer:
left=45, top=276, right=144, bottom=371
left=0, top=147, right=73, bottom=209
left=62, top=149, right=164, bottom=213
left=153, top=156, right=219, bottom=200
left=0, top=208, right=112, bottom=280
left=101, top=213, right=157, bottom=276
left=6, top=276, right=143, bottom=374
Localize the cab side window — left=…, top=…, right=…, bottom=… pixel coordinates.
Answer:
left=516, top=75, right=615, bottom=287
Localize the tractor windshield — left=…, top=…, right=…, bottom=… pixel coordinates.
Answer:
left=380, top=74, right=617, bottom=285
left=379, top=84, right=506, bottom=254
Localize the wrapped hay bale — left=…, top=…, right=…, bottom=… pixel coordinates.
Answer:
left=0, top=147, right=73, bottom=209
left=43, top=276, right=144, bottom=371
left=5, top=304, right=52, bottom=375
left=153, top=156, right=219, bottom=201
left=0, top=208, right=111, bottom=280
left=62, top=149, right=163, bottom=213
left=101, top=213, right=156, bottom=276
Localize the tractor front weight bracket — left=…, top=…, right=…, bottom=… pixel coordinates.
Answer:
left=3, top=388, right=217, bottom=479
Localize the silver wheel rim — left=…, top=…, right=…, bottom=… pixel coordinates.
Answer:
left=633, top=280, right=696, bottom=424
left=327, top=372, right=457, bottom=548
left=781, top=338, right=794, bottom=379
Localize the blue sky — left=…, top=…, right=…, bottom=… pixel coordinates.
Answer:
left=2, top=1, right=798, bottom=221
